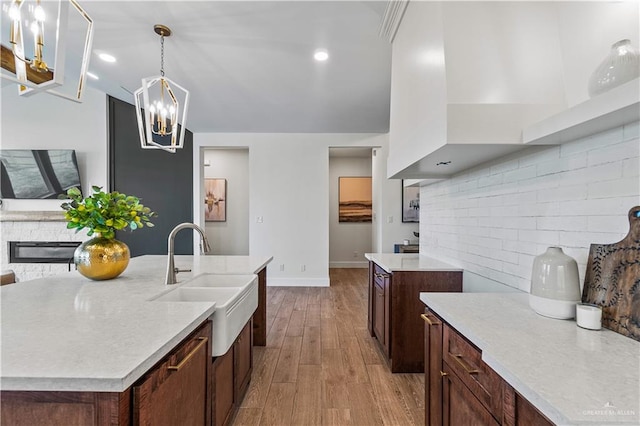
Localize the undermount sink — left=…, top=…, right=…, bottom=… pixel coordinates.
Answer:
left=151, top=274, right=258, bottom=356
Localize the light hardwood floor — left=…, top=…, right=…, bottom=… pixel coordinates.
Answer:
left=232, top=268, right=425, bottom=426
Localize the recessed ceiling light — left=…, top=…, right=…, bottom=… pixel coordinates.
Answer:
left=314, top=49, right=329, bottom=62
left=98, top=53, right=116, bottom=63
left=86, top=72, right=99, bottom=80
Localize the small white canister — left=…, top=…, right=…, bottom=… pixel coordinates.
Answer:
left=576, top=303, right=603, bottom=330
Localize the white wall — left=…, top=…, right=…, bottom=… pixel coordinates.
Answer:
left=193, top=133, right=388, bottom=286
left=329, top=155, right=372, bottom=268
left=372, top=144, right=419, bottom=253
left=203, top=149, right=249, bottom=255
left=0, top=85, right=108, bottom=211
left=420, top=122, right=640, bottom=292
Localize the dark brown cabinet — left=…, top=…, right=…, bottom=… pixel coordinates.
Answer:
left=422, top=311, right=443, bottom=426
left=368, top=260, right=462, bottom=373
left=212, top=319, right=253, bottom=426
left=372, top=273, right=389, bottom=356
left=133, top=321, right=212, bottom=426
left=442, top=361, right=500, bottom=426
left=423, top=308, right=554, bottom=426
left=1, top=320, right=212, bottom=426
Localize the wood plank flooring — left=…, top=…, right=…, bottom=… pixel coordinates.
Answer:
left=232, top=268, right=424, bottom=426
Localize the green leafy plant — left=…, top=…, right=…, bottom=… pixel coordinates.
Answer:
left=60, top=186, right=156, bottom=239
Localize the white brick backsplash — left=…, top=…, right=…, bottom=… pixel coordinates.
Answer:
left=490, top=159, right=520, bottom=175
left=537, top=216, right=588, bottom=232
left=518, top=229, right=560, bottom=245
left=536, top=153, right=587, bottom=177
left=587, top=215, right=632, bottom=234
left=558, top=197, right=639, bottom=216
left=504, top=165, right=537, bottom=183
left=560, top=126, right=624, bottom=157
left=623, top=121, right=639, bottom=140
left=478, top=173, right=504, bottom=188
left=517, top=201, right=560, bottom=217
left=537, top=184, right=588, bottom=203
left=588, top=176, right=640, bottom=198
left=420, top=123, right=639, bottom=292
left=587, top=139, right=640, bottom=167
left=558, top=231, right=623, bottom=247
left=518, top=145, right=560, bottom=167
left=623, top=157, right=640, bottom=177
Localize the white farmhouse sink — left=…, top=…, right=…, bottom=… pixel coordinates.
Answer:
left=153, top=287, right=239, bottom=303
left=151, top=274, right=258, bottom=356
left=181, top=273, right=257, bottom=288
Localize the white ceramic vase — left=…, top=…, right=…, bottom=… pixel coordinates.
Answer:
left=588, top=39, right=640, bottom=98
left=529, top=247, right=581, bottom=319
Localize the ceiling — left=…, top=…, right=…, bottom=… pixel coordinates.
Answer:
left=69, top=1, right=392, bottom=134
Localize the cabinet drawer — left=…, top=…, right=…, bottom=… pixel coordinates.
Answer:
left=443, top=324, right=502, bottom=420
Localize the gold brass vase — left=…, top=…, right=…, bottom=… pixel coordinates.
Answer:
left=74, top=236, right=130, bottom=280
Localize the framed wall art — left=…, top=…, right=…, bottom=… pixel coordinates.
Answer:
left=204, top=178, right=226, bottom=222
left=402, top=180, right=419, bottom=223
left=338, top=176, right=372, bottom=223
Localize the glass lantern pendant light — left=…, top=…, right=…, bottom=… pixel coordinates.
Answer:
left=1, top=0, right=94, bottom=102
left=134, top=24, right=190, bottom=154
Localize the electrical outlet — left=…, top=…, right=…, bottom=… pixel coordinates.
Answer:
left=353, top=251, right=359, bottom=258
left=301, top=265, right=306, bottom=272
left=279, top=264, right=285, bottom=271
left=387, top=216, right=393, bottom=223
left=256, top=216, right=263, bottom=223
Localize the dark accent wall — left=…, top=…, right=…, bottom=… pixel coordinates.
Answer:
left=108, top=96, right=193, bottom=256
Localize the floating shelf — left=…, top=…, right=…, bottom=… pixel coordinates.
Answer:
left=523, top=78, right=640, bottom=145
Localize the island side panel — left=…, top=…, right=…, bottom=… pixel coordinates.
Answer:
left=253, top=267, right=267, bottom=346
left=390, top=270, right=462, bottom=373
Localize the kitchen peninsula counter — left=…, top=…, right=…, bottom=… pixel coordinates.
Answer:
left=0, top=255, right=272, bottom=393
left=421, top=292, right=640, bottom=425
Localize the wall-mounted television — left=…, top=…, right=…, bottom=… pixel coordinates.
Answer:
left=0, top=150, right=82, bottom=199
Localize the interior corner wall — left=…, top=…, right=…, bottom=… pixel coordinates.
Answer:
left=203, top=149, right=249, bottom=255
left=0, top=85, right=108, bottom=211
left=329, top=156, right=372, bottom=268
left=372, top=144, right=419, bottom=253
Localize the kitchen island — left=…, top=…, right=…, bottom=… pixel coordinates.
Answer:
left=421, top=292, right=640, bottom=425
left=0, top=254, right=271, bottom=425
left=365, top=253, right=463, bottom=373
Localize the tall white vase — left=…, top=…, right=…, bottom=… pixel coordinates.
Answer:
left=529, top=247, right=581, bottom=319
left=588, top=39, right=640, bottom=98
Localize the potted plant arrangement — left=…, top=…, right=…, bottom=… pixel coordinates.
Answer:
left=61, top=186, right=156, bottom=280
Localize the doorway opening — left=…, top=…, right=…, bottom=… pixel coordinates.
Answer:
left=328, top=147, right=373, bottom=269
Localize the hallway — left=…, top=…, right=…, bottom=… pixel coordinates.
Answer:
left=231, top=268, right=425, bottom=425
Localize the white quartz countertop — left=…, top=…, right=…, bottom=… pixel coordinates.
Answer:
left=0, top=254, right=272, bottom=392
left=365, top=253, right=462, bottom=273
left=420, top=292, right=640, bottom=425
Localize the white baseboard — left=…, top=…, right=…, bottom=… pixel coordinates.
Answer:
left=329, top=261, right=368, bottom=268
left=267, top=277, right=330, bottom=287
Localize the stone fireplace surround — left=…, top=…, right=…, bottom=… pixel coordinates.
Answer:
left=1, top=211, right=89, bottom=282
